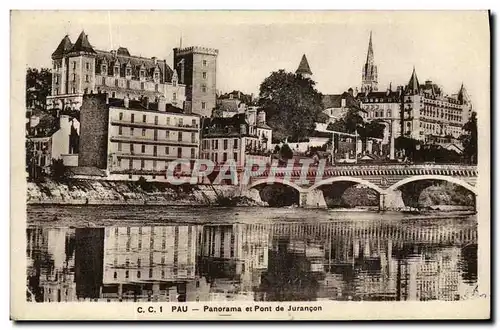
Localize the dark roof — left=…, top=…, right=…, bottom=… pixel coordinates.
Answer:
left=95, top=49, right=173, bottom=83
left=68, top=31, right=96, bottom=55
left=257, top=123, right=272, bottom=130
left=310, top=130, right=332, bottom=138
left=51, top=35, right=73, bottom=60
left=117, top=47, right=131, bottom=56
left=323, top=92, right=361, bottom=109
left=107, top=97, right=185, bottom=114
left=406, top=67, right=420, bottom=94
left=357, top=90, right=401, bottom=101
left=218, top=99, right=242, bottom=112
left=296, top=54, right=312, bottom=75
left=202, top=113, right=252, bottom=138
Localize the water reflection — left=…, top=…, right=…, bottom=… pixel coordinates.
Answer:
left=27, top=220, right=477, bottom=302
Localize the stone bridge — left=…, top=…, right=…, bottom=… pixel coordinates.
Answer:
left=242, top=164, right=478, bottom=210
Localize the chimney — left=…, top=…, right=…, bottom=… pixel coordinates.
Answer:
left=158, top=96, right=167, bottom=112
left=348, top=88, right=353, bottom=96
left=354, top=87, right=359, bottom=97
left=240, top=124, right=247, bottom=135
left=184, top=101, right=192, bottom=114
left=152, top=57, right=157, bottom=65
left=257, top=111, right=266, bottom=125
left=124, top=95, right=130, bottom=108
left=111, top=50, right=117, bottom=58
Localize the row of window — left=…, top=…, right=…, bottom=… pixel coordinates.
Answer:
left=118, top=113, right=195, bottom=127
left=117, top=127, right=198, bottom=143
left=419, top=109, right=462, bottom=122
left=368, top=110, right=392, bottom=118
left=112, top=267, right=192, bottom=280
left=201, top=152, right=239, bottom=163
left=117, top=144, right=197, bottom=158
left=101, top=64, right=160, bottom=82
left=201, top=139, right=239, bottom=151
left=423, top=105, right=463, bottom=116
left=118, top=152, right=196, bottom=169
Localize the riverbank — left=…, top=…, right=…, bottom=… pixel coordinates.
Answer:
left=26, top=178, right=475, bottom=212
left=27, top=178, right=265, bottom=207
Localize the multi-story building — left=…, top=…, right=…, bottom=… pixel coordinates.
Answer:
left=27, top=114, right=80, bottom=173
left=47, top=31, right=187, bottom=112
left=27, top=228, right=77, bottom=302
left=173, top=46, right=219, bottom=117
left=354, top=32, right=472, bottom=154
left=200, top=109, right=272, bottom=167
left=403, top=70, right=472, bottom=142
left=100, top=225, right=199, bottom=302
left=78, top=93, right=201, bottom=181
left=198, top=224, right=269, bottom=299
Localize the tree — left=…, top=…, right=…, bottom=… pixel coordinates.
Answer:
left=259, top=70, right=324, bottom=142
left=460, top=111, right=477, bottom=164
left=50, top=158, right=67, bottom=182
left=26, top=68, right=52, bottom=110
left=395, top=136, right=419, bottom=160
left=279, top=143, right=293, bottom=160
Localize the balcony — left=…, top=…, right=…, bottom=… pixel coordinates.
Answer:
left=110, top=135, right=199, bottom=146
left=110, top=120, right=200, bottom=131
left=111, top=152, right=184, bottom=161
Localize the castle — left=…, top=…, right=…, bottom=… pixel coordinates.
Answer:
left=47, top=31, right=218, bottom=118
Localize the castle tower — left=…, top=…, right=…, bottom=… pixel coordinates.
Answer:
left=173, top=46, right=219, bottom=117
left=295, top=54, right=313, bottom=79
left=405, top=67, right=421, bottom=95
left=51, top=35, right=73, bottom=96
left=361, top=31, right=378, bottom=93
left=65, top=31, right=97, bottom=95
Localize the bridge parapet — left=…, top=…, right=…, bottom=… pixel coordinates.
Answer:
left=249, top=164, right=478, bottom=180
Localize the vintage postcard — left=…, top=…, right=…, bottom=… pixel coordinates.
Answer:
left=10, top=10, right=490, bottom=320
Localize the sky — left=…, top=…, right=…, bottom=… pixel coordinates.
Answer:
left=16, top=10, right=490, bottom=113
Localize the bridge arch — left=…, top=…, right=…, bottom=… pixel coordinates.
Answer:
left=246, top=178, right=306, bottom=193
left=308, top=176, right=385, bottom=195
left=387, top=175, right=477, bottom=195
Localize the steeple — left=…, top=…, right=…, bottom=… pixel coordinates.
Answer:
left=361, top=31, right=378, bottom=93
left=296, top=54, right=313, bottom=78
left=68, top=31, right=96, bottom=55
left=406, top=66, right=420, bottom=95
left=366, top=31, right=374, bottom=65
left=51, top=35, right=73, bottom=60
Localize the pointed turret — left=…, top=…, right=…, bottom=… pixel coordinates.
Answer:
left=406, top=67, right=420, bottom=95
left=296, top=54, right=313, bottom=78
left=361, top=31, right=378, bottom=93
left=68, top=31, right=96, bottom=55
left=51, top=35, right=73, bottom=60
left=457, top=83, right=470, bottom=104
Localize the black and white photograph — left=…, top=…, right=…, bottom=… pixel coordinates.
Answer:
left=10, top=10, right=490, bottom=320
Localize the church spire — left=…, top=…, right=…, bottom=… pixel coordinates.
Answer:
left=366, top=31, right=374, bottom=65
left=361, top=31, right=378, bottom=93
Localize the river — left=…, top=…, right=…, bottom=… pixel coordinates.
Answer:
left=26, top=205, right=478, bottom=302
